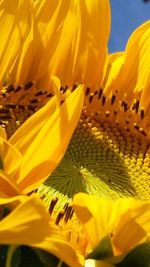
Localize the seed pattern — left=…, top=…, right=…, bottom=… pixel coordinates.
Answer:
left=38, top=85, right=150, bottom=210
left=39, top=112, right=150, bottom=209
left=85, top=86, right=149, bottom=140
left=1, top=83, right=149, bottom=205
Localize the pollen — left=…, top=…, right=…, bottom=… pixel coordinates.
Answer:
left=0, top=82, right=53, bottom=138
left=45, top=196, right=88, bottom=257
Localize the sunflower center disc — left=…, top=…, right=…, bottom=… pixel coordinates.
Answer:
left=38, top=115, right=150, bottom=208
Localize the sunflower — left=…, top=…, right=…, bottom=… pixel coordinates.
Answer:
left=0, top=0, right=150, bottom=266
left=33, top=1, right=150, bottom=207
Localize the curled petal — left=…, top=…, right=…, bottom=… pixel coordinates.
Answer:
left=116, top=20, right=150, bottom=95
left=0, top=171, right=21, bottom=197
left=12, top=0, right=110, bottom=88
left=73, top=193, right=150, bottom=255
left=11, top=86, right=84, bottom=193
left=0, top=138, right=22, bottom=178
left=0, top=0, right=32, bottom=84
left=0, top=195, right=81, bottom=267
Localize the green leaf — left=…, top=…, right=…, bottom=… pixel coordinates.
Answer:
left=34, top=249, right=59, bottom=267
left=0, top=245, right=21, bottom=267
left=34, top=248, right=69, bottom=267
left=0, top=245, right=8, bottom=266
left=18, top=246, right=44, bottom=267
left=11, top=247, right=21, bottom=267
left=87, top=235, right=114, bottom=260
left=118, top=242, right=150, bottom=267
left=0, top=245, right=70, bottom=267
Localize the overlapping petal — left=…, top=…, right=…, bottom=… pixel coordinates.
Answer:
left=103, top=52, right=124, bottom=95
left=11, top=0, right=110, bottom=89
left=13, top=85, right=84, bottom=193
left=106, top=20, right=150, bottom=100
left=0, top=171, right=21, bottom=197
left=0, top=195, right=81, bottom=267
left=101, top=20, right=150, bottom=139
left=0, top=0, right=32, bottom=85
left=0, top=137, right=22, bottom=177
left=9, top=94, right=58, bottom=155
left=113, top=201, right=150, bottom=253
left=0, top=84, right=83, bottom=194
left=0, top=0, right=150, bottom=266
left=122, top=20, right=150, bottom=95
left=73, top=193, right=150, bottom=256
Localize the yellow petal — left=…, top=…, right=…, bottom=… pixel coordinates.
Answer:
left=0, top=196, right=53, bottom=243
left=85, top=259, right=115, bottom=267
left=129, top=21, right=150, bottom=93
left=74, top=194, right=150, bottom=256
left=0, top=170, right=21, bottom=197
left=16, top=0, right=110, bottom=87
left=9, top=95, right=57, bottom=155
left=10, top=20, right=35, bottom=84
left=10, top=0, right=59, bottom=84
left=0, top=195, right=81, bottom=267
left=0, top=0, right=32, bottom=84
left=134, top=202, right=150, bottom=234
left=0, top=138, right=22, bottom=178
left=0, top=195, right=26, bottom=209
left=103, top=52, right=124, bottom=95
left=140, top=74, right=150, bottom=122
left=117, top=20, right=150, bottom=95
left=33, top=229, right=82, bottom=267
left=113, top=201, right=150, bottom=253
left=48, top=0, right=111, bottom=87
left=73, top=193, right=113, bottom=248
left=50, top=76, right=61, bottom=105
left=139, top=74, right=150, bottom=132
left=16, top=86, right=84, bottom=193
left=0, top=127, right=7, bottom=140
left=73, top=193, right=135, bottom=248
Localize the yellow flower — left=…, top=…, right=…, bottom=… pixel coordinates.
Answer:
left=0, top=0, right=150, bottom=266
left=34, top=2, right=150, bottom=209
left=0, top=194, right=81, bottom=267
left=73, top=192, right=150, bottom=265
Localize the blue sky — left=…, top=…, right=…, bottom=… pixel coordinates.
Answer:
left=109, top=0, right=150, bottom=52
